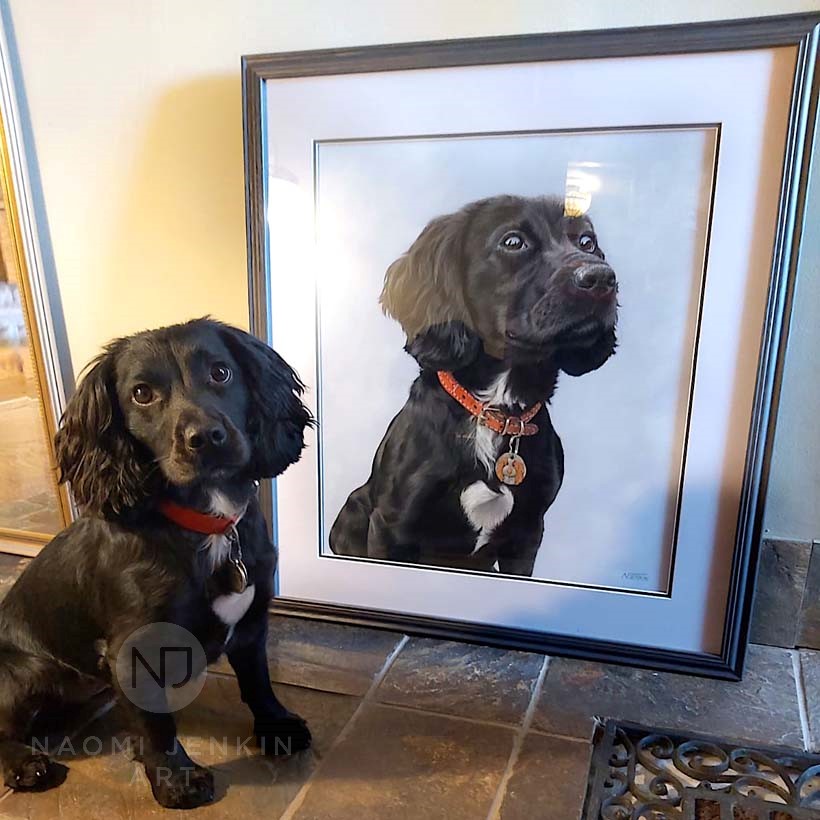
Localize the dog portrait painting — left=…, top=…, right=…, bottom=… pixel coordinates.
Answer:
left=329, top=194, right=618, bottom=576
left=310, top=128, right=716, bottom=593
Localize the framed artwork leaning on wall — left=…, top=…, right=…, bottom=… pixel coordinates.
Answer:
left=0, top=13, right=72, bottom=556
left=242, top=13, right=820, bottom=678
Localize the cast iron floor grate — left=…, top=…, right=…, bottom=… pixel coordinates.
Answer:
left=582, top=720, right=820, bottom=819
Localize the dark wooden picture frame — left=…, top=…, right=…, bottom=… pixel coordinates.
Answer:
left=242, top=13, right=820, bottom=679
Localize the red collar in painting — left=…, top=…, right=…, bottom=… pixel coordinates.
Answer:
left=437, top=370, right=542, bottom=436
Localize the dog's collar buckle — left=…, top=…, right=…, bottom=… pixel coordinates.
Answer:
left=501, top=416, right=525, bottom=437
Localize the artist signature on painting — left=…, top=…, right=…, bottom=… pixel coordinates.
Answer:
left=621, top=571, right=650, bottom=583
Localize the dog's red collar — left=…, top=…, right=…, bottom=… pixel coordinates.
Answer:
left=158, top=500, right=238, bottom=535
left=437, top=371, right=541, bottom=436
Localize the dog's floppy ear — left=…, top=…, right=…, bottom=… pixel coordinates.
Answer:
left=55, top=343, right=153, bottom=515
left=380, top=213, right=480, bottom=371
left=555, top=328, right=618, bottom=376
left=218, top=325, right=313, bottom=478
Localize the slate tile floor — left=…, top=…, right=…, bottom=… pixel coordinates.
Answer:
left=0, top=556, right=815, bottom=819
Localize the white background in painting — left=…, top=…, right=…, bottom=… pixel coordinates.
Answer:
left=316, top=128, right=716, bottom=592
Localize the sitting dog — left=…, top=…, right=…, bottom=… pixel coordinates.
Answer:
left=330, top=195, right=618, bottom=577
left=0, top=318, right=312, bottom=808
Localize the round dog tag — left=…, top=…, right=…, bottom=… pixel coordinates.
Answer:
left=495, top=452, right=527, bottom=485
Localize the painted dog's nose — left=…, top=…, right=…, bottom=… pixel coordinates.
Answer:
left=573, top=264, right=616, bottom=293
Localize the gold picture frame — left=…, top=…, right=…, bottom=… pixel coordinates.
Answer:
left=0, top=18, right=72, bottom=555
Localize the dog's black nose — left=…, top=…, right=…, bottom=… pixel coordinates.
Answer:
left=573, top=265, right=616, bottom=293
left=185, top=423, right=227, bottom=451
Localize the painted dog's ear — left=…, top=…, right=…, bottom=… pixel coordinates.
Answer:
left=380, top=212, right=480, bottom=371
left=55, top=342, right=153, bottom=515
left=217, top=325, right=314, bottom=478
left=404, top=321, right=481, bottom=372
left=555, top=328, right=618, bottom=376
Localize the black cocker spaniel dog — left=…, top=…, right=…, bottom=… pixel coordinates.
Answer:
left=330, top=195, right=618, bottom=577
left=0, top=319, right=312, bottom=809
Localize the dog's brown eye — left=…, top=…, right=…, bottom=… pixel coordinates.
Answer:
left=499, top=232, right=528, bottom=252
left=579, top=234, right=597, bottom=253
left=132, top=384, right=155, bottom=405
left=210, top=364, right=232, bottom=384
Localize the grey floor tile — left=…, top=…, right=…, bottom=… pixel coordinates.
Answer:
left=0, top=674, right=358, bottom=818
left=750, top=538, right=811, bottom=647
left=498, top=733, right=591, bottom=820
left=291, top=703, right=515, bottom=820
left=800, top=649, right=820, bottom=752
left=798, top=543, right=820, bottom=649
left=212, top=615, right=402, bottom=696
left=376, top=638, right=544, bottom=725
left=532, top=644, right=802, bottom=748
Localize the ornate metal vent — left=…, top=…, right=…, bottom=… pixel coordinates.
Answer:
left=583, top=721, right=820, bottom=819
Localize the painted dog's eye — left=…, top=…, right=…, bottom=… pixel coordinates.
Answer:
left=210, top=363, right=232, bottom=384
left=132, top=384, right=155, bottom=405
left=499, top=231, right=528, bottom=252
left=578, top=233, right=597, bottom=253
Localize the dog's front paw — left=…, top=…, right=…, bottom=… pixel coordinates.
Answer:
left=3, top=751, right=67, bottom=791
left=148, top=763, right=215, bottom=809
left=255, top=712, right=312, bottom=755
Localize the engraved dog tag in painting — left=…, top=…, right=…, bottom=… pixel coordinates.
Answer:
left=495, top=452, right=527, bottom=485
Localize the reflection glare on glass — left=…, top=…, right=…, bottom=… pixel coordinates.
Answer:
left=266, top=175, right=324, bottom=353
left=266, top=176, right=316, bottom=297
left=564, top=162, right=602, bottom=217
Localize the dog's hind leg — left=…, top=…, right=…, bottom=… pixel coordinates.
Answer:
left=0, top=644, right=70, bottom=792
left=328, top=484, right=373, bottom=557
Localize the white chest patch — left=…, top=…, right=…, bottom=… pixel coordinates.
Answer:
left=203, top=490, right=248, bottom=572
left=205, top=533, right=231, bottom=570
left=460, top=481, right=514, bottom=554
left=470, top=371, right=525, bottom=477
left=472, top=425, right=501, bottom=477
left=477, top=371, right=519, bottom=409
left=212, top=584, right=255, bottom=627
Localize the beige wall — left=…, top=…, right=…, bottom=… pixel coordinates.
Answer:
left=6, top=0, right=818, bottom=373
left=5, top=1, right=820, bottom=541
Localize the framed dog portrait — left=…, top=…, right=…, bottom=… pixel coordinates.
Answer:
left=243, top=14, right=820, bottom=678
